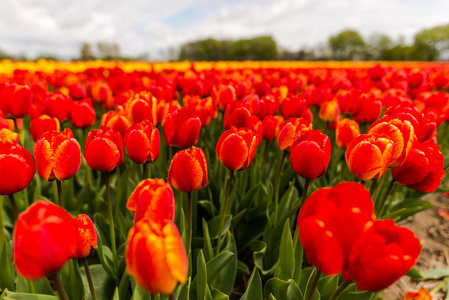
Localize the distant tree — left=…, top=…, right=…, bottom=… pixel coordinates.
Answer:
left=97, top=42, right=121, bottom=60
left=366, top=33, right=393, bottom=60
left=328, top=30, right=365, bottom=60
left=410, top=24, right=449, bottom=61
left=80, top=43, right=95, bottom=60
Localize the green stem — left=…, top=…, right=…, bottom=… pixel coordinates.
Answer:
left=57, top=180, right=63, bottom=207
left=186, top=191, right=192, bottom=265
left=329, top=280, right=352, bottom=300
left=8, top=194, right=18, bottom=221
left=261, top=139, right=269, bottom=179
left=369, top=178, right=377, bottom=197
left=376, top=178, right=396, bottom=217
left=105, top=172, right=118, bottom=272
left=27, top=279, right=35, bottom=294
left=216, top=170, right=234, bottom=256
left=305, top=269, right=322, bottom=300
left=142, top=163, right=147, bottom=180
left=52, top=271, right=69, bottom=300
left=82, top=258, right=98, bottom=300
left=274, top=151, right=287, bottom=225
left=301, top=178, right=311, bottom=206
left=0, top=197, right=5, bottom=243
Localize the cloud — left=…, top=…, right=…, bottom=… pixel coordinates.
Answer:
left=0, top=0, right=448, bottom=59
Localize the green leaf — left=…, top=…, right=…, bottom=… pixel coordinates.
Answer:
left=338, top=291, right=373, bottom=300
left=16, top=276, right=54, bottom=296
left=249, top=240, right=277, bottom=275
left=61, top=259, right=85, bottom=300
left=175, top=277, right=191, bottom=300
left=382, top=199, right=432, bottom=222
left=406, top=267, right=424, bottom=279
left=240, top=268, right=263, bottom=300
left=274, top=219, right=295, bottom=280
left=207, top=215, right=232, bottom=239
left=277, top=181, right=299, bottom=225
left=118, top=272, right=131, bottom=300
left=237, top=260, right=250, bottom=276
left=0, top=291, right=58, bottom=300
left=113, top=287, right=120, bottom=300
left=198, top=200, right=216, bottom=217
left=317, top=276, right=338, bottom=300
left=206, top=251, right=235, bottom=284
left=132, top=284, right=150, bottom=300
left=286, top=280, right=303, bottom=300
left=420, top=267, right=449, bottom=279
left=0, top=238, right=15, bottom=291
left=202, top=219, right=214, bottom=263
left=197, top=251, right=207, bottom=300
left=210, top=234, right=237, bottom=294
left=231, top=209, right=247, bottom=228
left=268, top=294, right=278, bottom=300
left=79, top=264, right=116, bottom=300
left=95, top=225, right=118, bottom=280
left=211, top=288, right=228, bottom=300
left=292, top=229, right=303, bottom=285
left=264, top=278, right=290, bottom=300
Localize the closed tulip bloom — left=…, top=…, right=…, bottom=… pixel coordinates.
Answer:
left=298, top=182, right=375, bottom=275
left=126, top=218, right=188, bottom=295
left=342, top=219, right=421, bottom=292
left=71, top=98, right=96, bottom=129
left=319, top=100, right=340, bottom=122
left=2, top=84, right=33, bottom=118
left=0, top=141, right=35, bottom=195
left=84, top=126, right=124, bottom=172
left=353, top=96, right=382, bottom=124
left=258, top=94, right=279, bottom=119
left=101, top=105, right=131, bottom=138
left=262, top=115, right=284, bottom=141
left=277, top=118, right=312, bottom=151
left=367, top=116, right=414, bottom=168
left=392, top=141, right=445, bottom=192
left=223, top=100, right=251, bottom=130
left=73, top=214, right=97, bottom=259
left=13, top=200, right=78, bottom=279
left=164, top=108, right=201, bottom=149
left=42, top=92, right=72, bottom=123
left=280, top=94, right=307, bottom=119
left=157, top=100, right=181, bottom=126
left=68, top=83, right=87, bottom=100
left=34, top=128, right=81, bottom=181
left=346, top=134, right=394, bottom=181
left=29, top=115, right=60, bottom=142
left=216, top=127, right=257, bottom=171
left=0, top=128, right=19, bottom=144
left=336, top=119, right=360, bottom=149
left=212, top=84, right=236, bottom=111
left=290, top=130, right=331, bottom=180
left=241, top=93, right=260, bottom=115
left=125, top=121, right=160, bottom=164
left=167, top=147, right=207, bottom=193
left=125, top=92, right=158, bottom=125
left=127, top=179, right=175, bottom=224
left=403, top=288, right=432, bottom=300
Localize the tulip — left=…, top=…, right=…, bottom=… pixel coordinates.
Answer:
left=157, top=100, right=181, bottom=126
left=277, top=118, right=312, bottom=151
left=262, top=115, right=284, bottom=142
left=73, top=214, right=97, bottom=259
left=71, top=98, right=96, bottom=129
left=125, top=91, right=158, bottom=125
left=0, top=128, right=19, bottom=144
left=29, top=115, right=60, bottom=142
left=127, top=179, right=174, bottom=224
left=403, top=288, right=432, bottom=300
left=125, top=121, right=160, bottom=177
left=100, top=105, right=131, bottom=138
left=13, top=200, right=78, bottom=279
left=68, top=83, right=87, bottom=100
left=258, top=94, right=279, bottom=119
left=336, top=118, right=360, bottom=149
left=319, top=100, right=340, bottom=122
left=241, top=93, right=260, bottom=115
left=126, top=218, right=188, bottom=295
left=89, top=80, right=112, bottom=104
left=164, top=107, right=201, bottom=150
left=216, top=127, right=257, bottom=171
left=342, top=219, right=421, bottom=292
left=345, top=134, right=394, bottom=181
left=41, top=92, right=72, bottom=123
left=212, top=84, right=236, bottom=111
left=34, top=128, right=81, bottom=182
left=392, top=140, right=445, bottom=192
left=367, top=116, right=414, bottom=168
left=290, top=129, right=331, bottom=180
left=223, top=100, right=251, bottom=130
left=280, top=94, right=307, bottom=119
left=297, top=182, right=375, bottom=275
left=84, top=126, right=124, bottom=173
left=0, top=83, right=33, bottom=118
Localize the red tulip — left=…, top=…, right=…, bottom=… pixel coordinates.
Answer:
left=84, top=126, right=124, bottom=172
left=0, top=128, right=19, bottom=144
left=41, top=92, right=72, bottom=122
left=336, top=118, right=360, bottom=149
left=298, top=182, right=375, bottom=275
left=212, top=84, right=236, bottom=111
left=223, top=100, right=251, bottom=130
left=71, top=98, right=96, bottom=129
left=167, top=146, right=207, bottom=193
left=258, top=94, right=279, bottom=119
left=216, top=127, right=257, bottom=171
left=262, top=115, right=284, bottom=142
left=13, top=200, right=78, bottom=279
left=125, top=91, right=158, bottom=125
left=29, top=115, right=60, bottom=142
left=0, top=84, right=33, bottom=118
left=73, top=214, right=97, bottom=259
left=34, top=128, right=81, bottom=181
left=342, top=219, right=421, bottom=292
left=403, top=288, right=432, bottom=300
left=0, top=141, right=35, bottom=195
left=280, top=94, right=307, bottom=119
left=319, top=100, right=340, bottom=122
left=277, top=118, right=312, bottom=151
left=127, top=178, right=175, bottom=223
left=164, top=108, right=201, bottom=149
left=126, top=218, right=188, bottom=295
left=125, top=121, right=160, bottom=165
left=290, top=129, right=331, bottom=180
left=101, top=105, right=131, bottom=138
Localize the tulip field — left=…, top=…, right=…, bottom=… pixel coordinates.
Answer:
left=0, top=60, right=449, bottom=300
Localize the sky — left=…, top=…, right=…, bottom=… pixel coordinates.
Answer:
left=1, top=0, right=449, bottom=60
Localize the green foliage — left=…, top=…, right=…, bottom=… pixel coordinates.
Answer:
left=328, top=30, right=365, bottom=60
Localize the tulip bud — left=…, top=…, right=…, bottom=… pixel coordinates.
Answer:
left=34, top=128, right=81, bottom=181
left=216, top=127, right=257, bottom=171
left=164, top=108, right=201, bottom=150
left=29, top=115, right=60, bottom=142
left=125, top=121, right=160, bottom=165
left=13, top=201, right=78, bottom=279
left=71, top=98, right=96, bottom=129
left=167, top=147, right=207, bottom=193
left=73, top=214, right=97, bottom=259
left=126, top=219, right=188, bottom=295
left=84, top=126, right=124, bottom=172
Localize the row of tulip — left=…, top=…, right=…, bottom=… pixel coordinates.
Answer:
left=0, top=60, right=448, bottom=300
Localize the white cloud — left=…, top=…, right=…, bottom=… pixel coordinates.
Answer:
left=0, top=0, right=448, bottom=60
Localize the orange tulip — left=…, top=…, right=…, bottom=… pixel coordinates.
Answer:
left=336, top=118, right=360, bottom=149
left=167, top=146, right=207, bottom=193
left=277, top=118, right=312, bottom=151
left=216, top=127, right=257, bottom=171
left=101, top=105, right=131, bottom=138
left=127, top=179, right=174, bottom=224
left=0, top=128, right=19, bottom=144
left=73, top=214, right=97, bottom=259
left=84, top=126, right=124, bottom=172
left=345, top=134, right=394, bottom=181
left=212, top=84, right=236, bottom=111
left=126, top=218, right=188, bottom=295
left=125, top=121, right=160, bottom=165
left=34, top=128, right=81, bottom=181
left=403, top=288, right=432, bottom=300
left=125, top=91, right=158, bottom=125
left=319, top=100, right=340, bottom=122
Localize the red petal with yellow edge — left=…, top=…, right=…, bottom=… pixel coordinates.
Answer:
left=53, top=139, right=81, bottom=181
left=219, top=133, right=248, bottom=171
left=163, top=221, right=188, bottom=284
